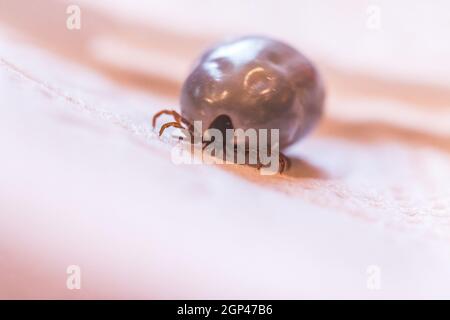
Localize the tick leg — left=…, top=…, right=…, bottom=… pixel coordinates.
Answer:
left=202, top=140, right=213, bottom=151
left=152, top=109, right=175, bottom=127
left=158, top=121, right=184, bottom=136
left=253, top=151, right=289, bottom=173
left=152, top=109, right=195, bottom=141
left=152, top=109, right=192, bottom=129
left=279, top=152, right=290, bottom=174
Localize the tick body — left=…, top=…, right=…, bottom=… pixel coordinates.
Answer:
left=153, top=36, right=325, bottom=172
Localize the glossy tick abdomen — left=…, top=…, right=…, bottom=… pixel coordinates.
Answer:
left=180, top=35, right=325, bottom=149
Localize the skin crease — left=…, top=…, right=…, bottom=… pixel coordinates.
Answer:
left=180, top=36, right=325, bottom=149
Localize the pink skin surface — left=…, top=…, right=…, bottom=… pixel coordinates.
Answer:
left=0, top=0, right=449, bottom=299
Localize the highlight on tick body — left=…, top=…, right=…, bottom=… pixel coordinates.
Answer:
left=169, top=121, right=281, bottom=175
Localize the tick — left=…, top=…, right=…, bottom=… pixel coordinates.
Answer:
left=153, top=35, right=325, bottom=173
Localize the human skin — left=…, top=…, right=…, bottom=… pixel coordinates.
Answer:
left=1, top=0, right=450, bottom=299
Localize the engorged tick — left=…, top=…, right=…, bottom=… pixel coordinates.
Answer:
left=152, top=35, right=325, bottom=173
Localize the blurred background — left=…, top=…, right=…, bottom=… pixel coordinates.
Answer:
left=0, top=0, right=449, bottom=299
